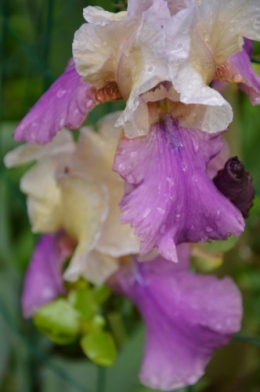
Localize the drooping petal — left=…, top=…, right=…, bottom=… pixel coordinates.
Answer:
left=22, top=233, right=67, bottom=318
left=110, top=253, right=242, bottom=391
left=14, top=60, right=96, bottom=144
left=114, top=116, right=244, bottom=261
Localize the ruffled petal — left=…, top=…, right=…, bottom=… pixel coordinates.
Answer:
left=114, top=116, right=244, bottom=261
left=22, top=234, right=67, bottom=317
left=110, top=254, right=242, bottom=391
left=14, top=60, right=96, bottom=144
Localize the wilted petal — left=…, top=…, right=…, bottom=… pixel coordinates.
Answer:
left=111, top=254, right=242, bottom=391
left=114, top=116, right=244, bottom=261
left=22, top=234, right=67, bottom=318
left=14, top=60, right=96, bottom=144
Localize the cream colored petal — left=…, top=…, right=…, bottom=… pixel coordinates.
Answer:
left=59, top=176, right=108, bottom=282
left=115, top=3, right=171, bottom=136
left=77, top=250, right=119, bottom=285
left=96, top=179, right=140, bottom=257
left=170, top=96, right=232, bottom=134
left=188, top=0, right=260, bottom=84
left=83, top=6, right=126, bottom=24
left=76, top=112, right=122, bottom=170
left=21, top=159, right=62, bottom=233
left=195, top=0, right=260, bottom=66
left=73, top=17, right=139, bottom=88
left=4, top=130, right=74, bottom=168
left=26, top=197, right=62, bottom=233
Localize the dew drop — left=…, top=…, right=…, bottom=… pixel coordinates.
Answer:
left=143, top=208, right=151, bottom=218
left=57, top=89, right=67, bottom=98
left=146, top=65, right=154, bottom=73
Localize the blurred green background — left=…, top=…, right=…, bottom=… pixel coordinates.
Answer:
left=1, top=1, right=260, bottom=391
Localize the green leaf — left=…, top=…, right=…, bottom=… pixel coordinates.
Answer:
left=80, top=330, right=116, bottom=367
left=33, top=299, right=80, bottom=345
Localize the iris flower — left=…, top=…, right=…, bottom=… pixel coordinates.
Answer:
left=5, top=113, right=139, bottom=294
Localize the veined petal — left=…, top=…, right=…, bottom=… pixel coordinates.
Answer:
left=14, top=60, right=96, bottom=144
left=114, top=116, right=244, bottom=261
left=110, top=254, right=242, bottom=391
left=22, top=234, right=66, bottom=318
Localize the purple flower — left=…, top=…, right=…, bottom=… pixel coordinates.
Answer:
left=14, top=60, right=96, bottom=144
left=109, top=246, right=242, bottom=390
left=114, top=116, right=244, bottom=261
left=22, top=233, right=74, bottom=317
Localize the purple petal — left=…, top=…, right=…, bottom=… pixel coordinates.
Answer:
left=215, top=39, right=260, bottom=105
left=22, top=233, right=68, bottom=317
left=14, top=59, right=96, bottom=144
left=114, top=116, right=244, bottom=261
left=110, top=254, right=242, bottom=390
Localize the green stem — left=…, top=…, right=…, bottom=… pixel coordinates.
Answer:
left=96, top=366, right=106, bottom=392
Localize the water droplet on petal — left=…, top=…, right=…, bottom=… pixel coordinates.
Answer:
left=57, top=89, right=67, bottom=98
